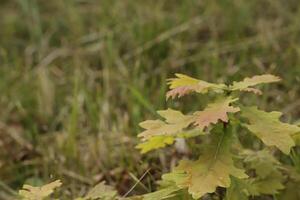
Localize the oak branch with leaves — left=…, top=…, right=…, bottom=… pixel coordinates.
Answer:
left=18, top=74, right=300, bottom=200
left=136, top=74, right=300, bottom=200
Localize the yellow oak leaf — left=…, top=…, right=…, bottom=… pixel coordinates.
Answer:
left=192, top=97, right=240, bottom=130
left=167, top=73, right=200, bottom=88
left=136, top=136, right=175, bottom=154
left=241, top=106, right=300, bottom=154
left=230, top=74, right=281, bottom=94
left=138, top=109, right=194, bottom=141
left=166, top=74, right=225, bottom=99
left=136, top=130, right=205, bottom=154
left=174, top=155, right=247, bottom=199
left=19, top=180, right=62, bottom=200
left=164, top=131, right=247, bottom=199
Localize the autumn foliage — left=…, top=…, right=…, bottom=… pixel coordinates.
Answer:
left=19, top=74, right=300, bottom=200
left=136, top=74, right=300, bottom=199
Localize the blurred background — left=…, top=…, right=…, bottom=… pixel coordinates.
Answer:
left=1, top=0, right=300, bottom=199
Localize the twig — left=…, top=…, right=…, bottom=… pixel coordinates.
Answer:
left=122, top=168, right=151, bottom=197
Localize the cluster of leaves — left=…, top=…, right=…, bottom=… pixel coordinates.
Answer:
left=18, top=180, right=119, bottom=200
left=19, top=74, right=300, bottom=200
left=136, top=74, right=300, bottom=199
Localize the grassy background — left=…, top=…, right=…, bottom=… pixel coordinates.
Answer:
left=1, top=0, right=300, bottom=199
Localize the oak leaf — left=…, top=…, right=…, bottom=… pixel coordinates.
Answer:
left=163, top=130, right=247, bottom=199
left=166, top=74, right=225, bottom=99
left=230, top=74, right=281, bottom=94
left=138, top=109, right=194, bottom=141
left=229, top=149, right=285, bottom=197
left=252, top=170, right=285, bottom=195
left=192, top=97, right=240, bottom=130
left=225, top=149, right=284, bottom=200
left=241, top=106, right=299, bottom=154
left=241, top=149, right=280, bottom=178
left=240, top=149, right=285, bottom=196
left=136, top=136, right=175, bottom=154
left=225, top=171, right=284, bottom=200
left=19, top=180, right=62, bottom=200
